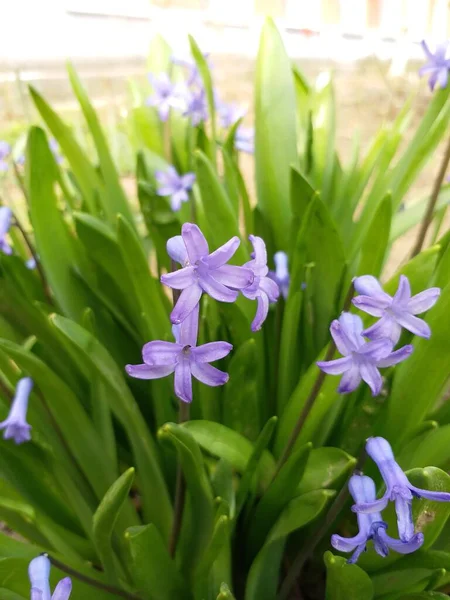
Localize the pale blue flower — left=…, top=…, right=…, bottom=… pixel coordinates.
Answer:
left=29, top=555, right=72, bottom=600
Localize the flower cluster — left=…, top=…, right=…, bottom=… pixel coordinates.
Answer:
left=317, top=275, right=440, bottom=396
left=29, top=555, right=72, bottom=599
left=333, top=437, right=450, bottom=563
left=126, top=223, right=279, bottom=402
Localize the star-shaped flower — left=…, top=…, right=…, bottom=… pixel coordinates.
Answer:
left=155, top=166, right=196, bottom=212
left=419, top=40, right=450, bottom=91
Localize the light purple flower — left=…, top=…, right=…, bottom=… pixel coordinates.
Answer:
left=155, top=166, right=196, bottom=212
left=0, top=377, right=33, bottom=444
left=0, top=206, right=13, bottom=255
left=49, top=138, right=63, bottom=165
left=353, top=437, right=450, bottom=542
left=332, top=474, right=423, bottom=563
left=268, top=251, right=289, bottom=300
left=172, top=53, right=212, bottom=87
left=126, top=305, right=232, bottom=403
left=419, top=40, right=450, bottom=91
left=147, top=73, right=184, bottom=122
left=217, top=99, right=246, bottom=129
left=235, top=126, right=254, bottom=154
left=26, top=257, right=37, bottom=269
left=317, top=313, right=413, bottom=396
left=0, top=140, right=11, bottom=172
left=184, top=87, right=208, bottom=126
left=161, top=223, right=254, bottom=324
left=242, top=235, right=280, bottom=332
left=29, top=555, right=72, bottom=600
left=352, top=275, right=440, bottom=344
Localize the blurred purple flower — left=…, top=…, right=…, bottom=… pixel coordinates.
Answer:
left=354, top=437, right=450, bottom=541
left=147, top=73, right=184, bottom=121
left=29, top=555, right=72, bottom=600
left=235, top=126, right=254, bottom=154
left=353, top=275, right=440, bottom=344
left=332, top=474, right=423, bottom=563
left=172, top=52, right=212, bottom=87
left=242, top=235, right=280, bottom=331
left=126, top=305, right=232, bottom=403
left=217, top=99, right=246, bottom=129
left=0, top=140, right=11, bottom=172
left=269, top=251, right=289, bottom=300
left=161, top=223, right=254, bottom=324
left=419, top=40, right=450, bottom=91
left=155, top=166, right=196, bottom=212
left=0, top=377, right=33, bottom=444
left=184, top=87, right=208, bottom=126
left=26, top=257, right=37, bottom=269
left=0, top=206, right=13, bottom=255
left=49, top=138, right=63, bottom=165
left=317, top=313, right=413, bottom=396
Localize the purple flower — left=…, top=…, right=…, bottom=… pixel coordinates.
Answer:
left=419, top=40, right=450, bottom=91
left=147, top=73, right=184, bottom=122
left=26, top=257, right=37, bottom=269
left=352, top=275, right=440, bottom=344
left=0, top=140, right=11, bottom=172
left=354, top=437, right=450, bottom=542
left=217, top=99, right=246, bottom=129
left=0, top=377, right=33, bottom=444
left=49, top=138, right=63, bottom=165
left=184, top=87, right=208, bottom=126
left=172, top=53, right=212, bottom=87
left=161, top=223, right=254, bottom=324
left=0, top=206, right=13, bottom=255
left=332, top=474, right=423, bottom=563
left=235, top=126, right=254, bottom=154
left=126, top=305, right=232, bottom=403
left=269, top=251, right=289, bottom=300
left=29, top=555, right=72, bottom=600
left=155, top=166, right=196, bottom=212
left=242, top=235, right=280, bottom=332
left=317, top=313, right=413, bottom=396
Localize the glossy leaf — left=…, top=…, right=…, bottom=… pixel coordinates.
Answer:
left=324, top=551, right=374, bottom=600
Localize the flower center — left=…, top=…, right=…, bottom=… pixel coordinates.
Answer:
left=182, top=345, right=191, bottom=356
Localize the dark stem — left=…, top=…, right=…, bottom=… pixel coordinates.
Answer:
left=46, top=554, right=142, bottom=599
left=278, top=451, right=367, bottom=600
left=272, top=283, right=354, bottom=480
left=12, top=214, right=52, bottom=304
left=410, top=134, right=450, bottom=258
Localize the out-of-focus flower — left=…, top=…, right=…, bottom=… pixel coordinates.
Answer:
left=217, top=99, right=246, bottom=129
left=0, top=377, right=33, bottom=444
left=353, top=275, right=440, bottom=344
left=49, top=138, right=63, bottom=165
left=184, top=87, right=208, bottom=126
left=172, top=52, right=212, bottom=87
left=0, top=141, right=11, bottom=171
left=0, top=206, right=13, bottom=255
left=29, top=555, right=72, bottom=599
left=317, top=313, right=413, bottom=396
left=354, top=437, right=450, bottom=541
left=126, top=305, right=232, bottom=403
left=242, top=235, right=280, bottom=331
left=147, top=73, right=184, bottom=121
left=161, top=223, right=254, bottom=324
left=26, top=257, right=37, bottom=270
left=155, top=166, right=196, bottom=212
left=419, top=40, right=450, bottom=91
left=269, top=251, right=289, bottom=300
left=235, top=126, right=254, bottom=154
left=332, top=474, right=424, bottom=563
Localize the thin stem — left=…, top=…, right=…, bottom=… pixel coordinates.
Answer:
left=278, top=452, right=367, bottom=600
left=46, top=554, right=142, bottom=599
left=12, top=214, right=52, bottom=304
left=410, top=134, right=450, bottom=258
left=272, top=283, right=354, bottom=480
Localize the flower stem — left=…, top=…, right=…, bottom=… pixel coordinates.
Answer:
left=272, top=282, right=354, bottom=480
left=410, top=134, right=450, bottom=258
left=277, top=451, right=366, bottom=600
left=46, top=554, right=142, bottom=599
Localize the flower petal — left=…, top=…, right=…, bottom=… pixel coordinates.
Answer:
left=363, top=314, right=402, bottom=344
left=190, top=361, right=229, bottom=387
left=395, top=312, right=431, bottom=338
left=395, top=497, right=415, bottom=542
left=176, top=303, right=200, bottom=346
left=125, top=363, right=175, bottom=380
left=352, top=295, right=388, bottom=317
left=409, top=485, right=450, bottom=503
left=167, top=235, right=189, bottom=266
left=407, top=287, right=441, bottom=314
left=206, top=236, right=240, bottom=269
left=191, top=341, right=233, bottom=363
left=170, top=189, right=188, bottom=211
left=379, top=529, right=424, bottom=555
left=438, top=66, right=449, bottom=89
left=28, top=556, right=51, bottom=600
left=317, top=356, right=353, bottom=375
left=170, top=284, right=203, bottom=324
left=31, top=590, right=43, bottom=600
left=161, top=266, right=196, bottom=290
left=352, top=494, right=389, bottom=514
left=0, top=206, right=12, bottom=239
left=181, top=172, right=196, bottom=189
left=338, top=313, right=364, bottom=350
left=393, top=275, right=411, bottom=306
left=212, top=265, right=254, bottom=289
left=330, top=532, right=366, bottom=554
left=52, top=578, right=73, bottom=600
left=174, top=358, right=193, bottom=403
left=259, top=276, right=280, bottom=302
left=181, top=223, right=209, bottom=263
left=359, top=362, right=383, bottom=396
left=251, top=292, right=269, bottom=332
left=199, top=272, right=239, bottom=303
left=353, top=275, right=391, bottom=301
left=377, top=345, right=413, bottom=368
left=358, top=338, right=393, bottom=361
left=142, top=341, right=181, bottom=365
left=337, top=364, right=361, bottom=394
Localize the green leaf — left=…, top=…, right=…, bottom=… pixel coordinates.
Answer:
left=399, top=594, right=450, bottom=599
left=255, top=17, right=297, bottom=250
left=67, top=63, right=134, bottom=227
left=390, top=188, right=450, bottom=242
left=131, top=106, right=164, bottom=156
left=324, top=551, right=374, bottom=600
left=297, top=447, right=357, bottom=494
left=125, top=524, right=190, bottom=600
left=217, top=583, right=236, bottom=600
left=93, top=468, right=135, bottom=584
left=358, top=193, right=392, bottom=277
